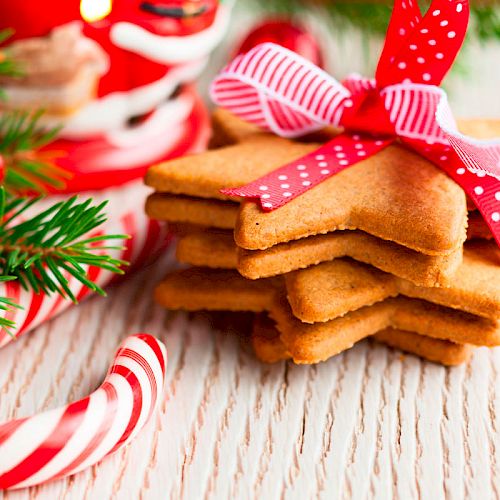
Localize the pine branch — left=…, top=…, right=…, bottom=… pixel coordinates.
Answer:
left=0, top=110, right=70, bottom=194
left=0, top=30, right=131, bottom=336
left=0, top=189, right=129, bottom=303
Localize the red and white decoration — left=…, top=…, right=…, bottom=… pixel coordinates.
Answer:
left=0, top=2, right=232, bottom=489
left=0, top=179, right=172, bottom=348
left=46, top=87, right=210, bottom=192
left=211, top=0, right=500, bottom=247
left=1, top=0, right=231, bottom=192
left=0, top=0, right=232, bottom=340
left=235, top=18, right=323, bottom=67
left=0, top=333, right=167, bottom=490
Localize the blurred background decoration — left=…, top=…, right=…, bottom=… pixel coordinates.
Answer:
left=251, top=0, right=500, bottom=41
left=0, top=0, right=232, bottom=192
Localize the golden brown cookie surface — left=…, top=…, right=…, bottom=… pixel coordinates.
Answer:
left=372, top=328, right=472, bottom=366
left=237, top=230, right=462, bottom=286
left=146, top=110, right=468, bottom=256
left=146, top=193, right=238, bottom=230
left=172, top=224, right=462, bottom=287
left=146, top=136, right=318, bottom=201
left=285, top=241, right=500, bottom=322
left=235, top=144, right=467, bottom=255
left=154, top=268, right=499, bottom=360
left=251, top=315, right=291, bottom=364
left=251, top=316, right=472, bottom=366
left=271, top=294, right=497, bottom=362
left=176, top=229, right=237, bottom=269
left=154, top=267, right=281, bottom=313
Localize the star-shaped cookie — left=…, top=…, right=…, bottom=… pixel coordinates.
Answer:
left=146, top=109, right=467, bottom=257
left=154, top=266, right=498, bottom=365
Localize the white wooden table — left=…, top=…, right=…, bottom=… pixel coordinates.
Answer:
left=0, top=247, right=499, bottom=500
left=2, top=7, right=500, bottom=498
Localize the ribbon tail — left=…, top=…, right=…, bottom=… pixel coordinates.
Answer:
left=376, top=0, right=469, bottom=87
left=436, top=97, right=500, bottom=180
left=221, top=134, right=394, bottom=211
left=406, top=138, right=500, bottom=248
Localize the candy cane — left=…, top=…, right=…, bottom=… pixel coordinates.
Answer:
left=0, top=180, right=171, bottom=347
left=0, top=334, right=167, bottom=490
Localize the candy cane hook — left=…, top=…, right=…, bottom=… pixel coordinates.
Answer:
left=0, top=334, right=167, bottom=490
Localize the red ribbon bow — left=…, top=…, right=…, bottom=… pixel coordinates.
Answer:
left=210, top=0, right=500, bottom=248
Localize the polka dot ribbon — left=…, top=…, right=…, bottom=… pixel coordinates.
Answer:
left=210, top=0, right=500, bottom=248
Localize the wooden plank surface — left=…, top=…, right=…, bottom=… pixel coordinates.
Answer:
left=0, top=248, right=498, bottom=499
left=2, top=11, right=500, bottom=498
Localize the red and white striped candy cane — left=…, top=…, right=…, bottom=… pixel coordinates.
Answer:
left=0, top=180, right=171, bottom=347
left=0, top=333, right=167, bottom=490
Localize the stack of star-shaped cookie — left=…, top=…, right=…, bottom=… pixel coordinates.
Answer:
left=145, top=109, right=500, bottom=366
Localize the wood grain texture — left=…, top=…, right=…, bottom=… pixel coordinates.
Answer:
left=0, top=249, right=498, bottom=500
left=1, top=10, right=500, bottom=497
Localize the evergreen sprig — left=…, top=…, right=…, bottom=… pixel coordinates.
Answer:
left=0, top=189, right=129, bottom=303
left=0, top=110, right=69, bottom=194
left=0, top=29, right=132, bottom=336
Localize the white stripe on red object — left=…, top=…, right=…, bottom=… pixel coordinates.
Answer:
left=0, top=334, right=167, bottom=490
left=211, top=43, right=453, bottom=146
left=436, top=95, right=500, bottom=181
left=0, top=180, right=170, bottom=347
left=211, top=43, right=350, bottom=137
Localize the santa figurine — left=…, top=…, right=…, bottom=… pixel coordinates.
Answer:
left=0, top=0, right=232, bottom=192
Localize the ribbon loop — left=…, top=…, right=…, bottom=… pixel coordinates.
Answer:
left=436, top=97, right=500, bottom=180
left=210, top=43, right=350, bottom=137
left=382, top=82, right=451, bottom=144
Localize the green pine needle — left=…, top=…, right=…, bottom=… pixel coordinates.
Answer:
left=0, top=29, right=131, bottom=336
left=0, top=189, right=130, bottom=303
left=0, top=110, right=70, bottom=194
left=0, top=275, right=22, bottom=333
left=0, top=29, right=22, bottom=82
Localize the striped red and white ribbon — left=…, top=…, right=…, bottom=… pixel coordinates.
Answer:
left=211, top=0, right=500, bottom=247
left=0, top=179, right=171, bottom=348
left=0, top=333, right=167, bottom=490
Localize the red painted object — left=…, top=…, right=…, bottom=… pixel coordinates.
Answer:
left=45, top=86, right=210, bottom=193
left=0, top=0, right=227, bottom=192
left=0, top=0, right=219, bottom=95
left=236, top=18, right=323, bottom=67
left=0, top=1, right=81, bottom=42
